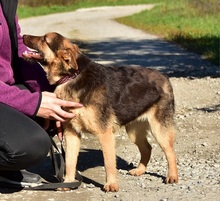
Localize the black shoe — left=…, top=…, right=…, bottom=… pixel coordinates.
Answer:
left=0, top=170, right=42, bottom=188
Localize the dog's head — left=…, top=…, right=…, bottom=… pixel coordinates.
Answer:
left=23, top=32, right=79, bottom=84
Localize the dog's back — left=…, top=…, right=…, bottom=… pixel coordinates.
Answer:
left=58, top=60, right=174, bottom=129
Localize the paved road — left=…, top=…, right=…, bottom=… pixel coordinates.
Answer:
left=20, top=5, right=219, bottom=77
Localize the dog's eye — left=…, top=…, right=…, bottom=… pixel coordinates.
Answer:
left=41, top=35, right=47, bottom=43
left=41, top=37, right=44, bottom=42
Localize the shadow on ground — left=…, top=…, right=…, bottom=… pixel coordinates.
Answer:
left=0, top=148, right=132, bottom=193
left=0, top=146, right=166, bottom=194
left=74, top=38, right=219, bottom=78
left=196, top=104, right=220, bottom=113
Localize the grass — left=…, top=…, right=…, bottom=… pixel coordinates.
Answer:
left=18, top=0, right=220, bottom=66
left=117, top=0, right=220, bottom=65
left=17, top=0, right=159, bottom=18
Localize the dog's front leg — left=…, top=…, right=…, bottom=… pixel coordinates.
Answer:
left=98, top=129, right=119, bottom=192
left=63, top=126, right=81, bottom=185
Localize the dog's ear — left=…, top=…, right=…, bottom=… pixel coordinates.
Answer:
left=57, top=48, right=78, bottom=70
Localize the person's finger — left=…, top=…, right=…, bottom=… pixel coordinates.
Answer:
left=57, top=109, right=76, bottom=120
left=42, top=91, right=57, bottom=97
left=44, top=119, right=50, bottom=130
left=56, top=121, right=63, bottom=141
left=54, top=98, right=83, bottom=108
left=50, top=103, right=77, bottom=119
left=48, top=112, right=66, bottom=122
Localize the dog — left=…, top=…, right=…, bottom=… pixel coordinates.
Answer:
left=22, top=32, right=178, bottom=192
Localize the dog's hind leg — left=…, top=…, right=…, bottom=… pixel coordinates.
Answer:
left=148, top=107, right=178, bottom=184
left=97, top=128, right=119, bottom=192
left=126, top=120, right=152, bottom=176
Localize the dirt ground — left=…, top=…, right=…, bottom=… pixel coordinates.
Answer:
left=0, top=77, right=219, bottom=201
left=0, top=5, right=219, bottom=201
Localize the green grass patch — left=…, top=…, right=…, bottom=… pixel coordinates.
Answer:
left=117, top=0, right=220, bottom=65
left=18, top=0, right=220, bottom=66
left=18, top=0, right=160, bottom=18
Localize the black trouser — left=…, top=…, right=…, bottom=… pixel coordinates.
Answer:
left=0, top=103, right=51, bottom=171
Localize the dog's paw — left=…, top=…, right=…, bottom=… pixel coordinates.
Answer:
left=56, top=187, right=71, bottom=191
left=165, top=175, right=178, bottom=184
left=129, top=167, right=145, bottom=176
left=56, top=178, right=75, bottom=191
left=104, top=182, right=119, bottom=192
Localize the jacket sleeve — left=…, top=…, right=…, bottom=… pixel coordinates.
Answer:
left=0, top=15, right=42, bottom=117
left=0, top=81, right=41, bottom=116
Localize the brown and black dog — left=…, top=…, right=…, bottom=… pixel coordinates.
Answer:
left=23, top=32, right=178, bottom=192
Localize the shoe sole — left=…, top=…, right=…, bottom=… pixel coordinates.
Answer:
left=0, top=176, right=42, bottom=188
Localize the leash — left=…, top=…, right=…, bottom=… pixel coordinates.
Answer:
left=26, top=135, right=82, bottom=190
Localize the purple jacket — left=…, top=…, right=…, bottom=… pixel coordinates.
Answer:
left=0, top=5, right=52, bottom=116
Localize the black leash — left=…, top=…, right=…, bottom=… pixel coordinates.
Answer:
left=26, top=136, right=82, bottom=190
left=49, top=136, right=65, bottom=182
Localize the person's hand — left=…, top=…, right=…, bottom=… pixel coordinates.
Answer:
left=37, top=91, right=83, bottom=122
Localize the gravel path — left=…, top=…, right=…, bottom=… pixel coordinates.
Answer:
left=1, top=5, right=219, bottom=201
